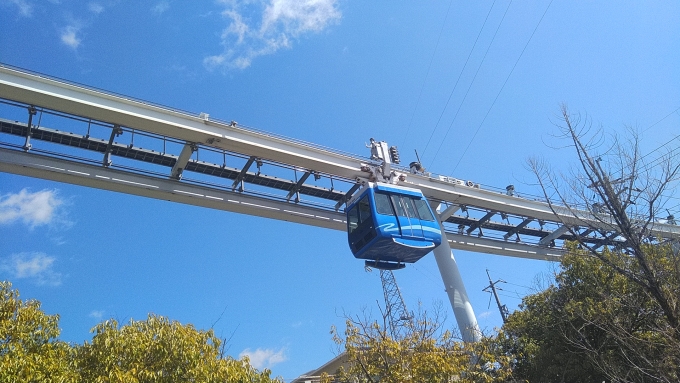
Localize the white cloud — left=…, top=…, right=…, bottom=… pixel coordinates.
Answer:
left=0, top=252, right=63, bottom=286
left=88, top=2, right=104, bottom=14
left=61, top=25, right=82, bottom=49
left=151, top=1, right=169, bottom=15
left=0, top=189, right=64, bottom=228
left=239, top=347, right=287, bottom=369
left=89, top=310, right=105, bottom=320
left=204, top=0, right=341, bottom=70
left=3, top=0, right=33, bottom=17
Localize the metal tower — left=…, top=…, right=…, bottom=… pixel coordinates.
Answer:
left=379, top=269, right=413, bottom=339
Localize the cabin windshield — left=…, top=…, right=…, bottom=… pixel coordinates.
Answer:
left=388, top=194, right=435, bottom=221
left=414, top=199, right=435, bottom=221
left=374, top=193, right=394, bottom=215
left=402, top=196, right=418, bottom=218
left=390, top=195, right=407, bottom=216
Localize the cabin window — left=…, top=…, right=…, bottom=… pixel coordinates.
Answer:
left=358, top=196, right=372, bottom=223
left=348, top=206, right=359, bottom=233
left=348, top=195, right=373, bottom=234
left=414, top=199, right=435, bottom=221
left=374, top=193, right=394, bottom=215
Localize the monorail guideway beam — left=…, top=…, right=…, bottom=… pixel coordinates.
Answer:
left=2, top=65, right=679, bottom=241
left=0, top=148, right=347, bottom=230
left=2, top=64, right=679, bottom=342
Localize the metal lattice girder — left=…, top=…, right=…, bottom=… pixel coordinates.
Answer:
left=0, top=116, right=656, bottom=252
left=438, top=203, right=461, bottom=221
left=231, top=156, right=256, bottom=191
left=539, top=225, right=571, bottom=246
left=0, top=108, right=646, bottom=250
left=0, top=119, right=347, bottom=201
left=170, top=142, right=196, bottom=180
left=286, top=170, right=311, bottom=202
left=503, top=218, right=533, bottom=240
left=2, top=64, right=679, bottom=242
left=0, top=147, right=347, bottom=230
left=466, top=211, right=496, bottom=235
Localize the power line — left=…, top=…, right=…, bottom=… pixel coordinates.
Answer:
left=420, top=0, right=499, bottom=161
left=400, top=0, right=454, bottom=151
left=448, top=0, right=554, bottom=175
left=428, top=0, right=514, bottom=166
left=642, top=105, right=680, bottom=134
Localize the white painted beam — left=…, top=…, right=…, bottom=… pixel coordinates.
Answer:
left=0, top=66, right=367, bottom=180
left=444, top=232, right=564, bottom=261
left=2, top=65, right=677, bottom=241
left=0, top=148, right=347, bottom=231
left=0, top=148, right=569, bottom=260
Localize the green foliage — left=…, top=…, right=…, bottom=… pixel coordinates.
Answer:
left=331, top=307, right=514, bottom=383
left=501, top=243, right=680, bottom=383
left=77, top=314, right=280, bottom=383
left=1, top=281, right=281, bottom=383
left=0, top=281, right=78, bottom=383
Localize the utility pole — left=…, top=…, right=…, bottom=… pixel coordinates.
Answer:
left=483, top=269, right=509, bottom=323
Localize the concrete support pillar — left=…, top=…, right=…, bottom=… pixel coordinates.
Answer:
left=433, top=221, right=481, bottom=342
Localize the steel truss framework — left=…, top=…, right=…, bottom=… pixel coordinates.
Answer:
left=2, top=64, right=679, bottom=342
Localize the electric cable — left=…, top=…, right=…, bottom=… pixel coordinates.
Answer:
left=420, top=0, right=498, bottom=160
left=400, top=0, right=454, bottom=151
left=427, top=0, right=514, bottom=166
left=447, top=0, right=554, bottom=175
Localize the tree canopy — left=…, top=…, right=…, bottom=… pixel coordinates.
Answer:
left=330, top=305, right=513, bottom=383
left=501, top=244, right=679, bottom=383
left=0, top=281, right=281, bottom=383
left=0, top=281, right=77, bottom=383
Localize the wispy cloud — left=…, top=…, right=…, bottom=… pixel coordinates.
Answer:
left=88, top=2, right=104, bottom=14
left=239, top=347, right=287, bottom=369
left=89, top=310, right=105, bottom=320
left=0, top=252, right=63, bottom=286
left=3, top=0, right=33, bottom=17
left=0, top=189, right=65, bottom=228
left=151, top=1, right=169, bottom=15
left=60, top=24, right=82, bottom=49
left=204, top=0, right=341, bottom=70
left=478, top=311, right=493, bottom=319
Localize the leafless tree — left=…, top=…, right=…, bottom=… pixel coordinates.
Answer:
left=528, top=104, right=680, bottom=381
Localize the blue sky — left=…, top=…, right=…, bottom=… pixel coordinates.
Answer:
left=1, top=0, right=679, bottom=380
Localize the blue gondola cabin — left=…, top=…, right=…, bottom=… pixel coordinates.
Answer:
left=345, top=183, right=442, bottom=269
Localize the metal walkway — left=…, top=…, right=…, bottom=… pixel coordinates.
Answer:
left=2, top=65, right=679, bottom=263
